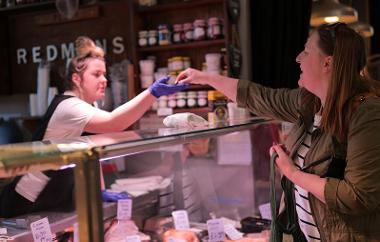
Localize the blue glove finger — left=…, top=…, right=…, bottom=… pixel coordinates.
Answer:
left=157, top=76, right=170, bottom=84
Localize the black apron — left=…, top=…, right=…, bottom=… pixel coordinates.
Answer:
left=0, top=95, right=77, bottom=218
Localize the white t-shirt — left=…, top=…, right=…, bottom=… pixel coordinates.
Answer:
left=16, top=92, right=98, bottom=202
left=44, top=93, right=98, bottom=140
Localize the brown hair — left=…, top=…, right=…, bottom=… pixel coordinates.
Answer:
left=317, top=23, right=380, bottom=139
left=64, top=36, right=105, bottom=90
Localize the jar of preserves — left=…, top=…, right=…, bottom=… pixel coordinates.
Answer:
left=158, top=24, right=171, bottom=45
left=183, top=22, right=194, bottom=42
left=207, top=17, right=223, bottom=39
left=171, top=56, right=184, bottom=71
left=148, top=30, right=158, bottom=46
left=182, top=57, right=191, bottom=69
left=172, top=24, right=184, bottom=44
left=208, top=90, right=228, bottom=122
left=138, top=30, right=148, bottom=47
left=193, top=19, right=206, bottom=41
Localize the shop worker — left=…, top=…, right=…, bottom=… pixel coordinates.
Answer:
left=0, top=36, right=188, bottom=218
left=176, top=23, right=380, bottom=241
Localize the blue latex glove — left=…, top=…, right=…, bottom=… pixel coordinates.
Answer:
left=148, top=76, right=189, bottom=98
left=101, top=190, right=130, bottom=202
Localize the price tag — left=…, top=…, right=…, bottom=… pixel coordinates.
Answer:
left=171, top=210, right=190, bottom=230
left=73, top=222, right=79, bottom=242
left=30, top=217, right=52, bottom=242
left=206, top=218, right=225, bottom=242
left=117, top=199, right=133, bottom=220
left=0, top=228, right=7, bottom=234
left=125, top=235, right=141, bottom=242
left=258, top=203, right=272, bottom=220
left=224, top=223, right=243, bottom=240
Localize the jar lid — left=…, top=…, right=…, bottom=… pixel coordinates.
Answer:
left=193, top=19, right=206, bottom=26
left=148, top=30, right=158, bottom=34
left=182, top=57, right=190, bottom=61
left=183, top=23, right=193, bottom=29
left=158, top=24, right=169, bottom=29
left=208, top=17, right=220, bottom=24
left=173, top=24, right=183, bottom=31
left=139, top=30, right=148, bottom=36
left=172, top=56, right=182, bottom=61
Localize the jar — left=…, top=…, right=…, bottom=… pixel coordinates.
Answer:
left=158, top=24, right=171, bottom=45
left=148, top=30, right=158, bottom=46
left=167, top=95, right=177, bottom=108
left=187, top=91, right=197, bottom=107
left=183, top=57, right=191, bottom=69
left=171, top=56, right=184, bottom=71
left=158, top=95, right=168, bottom=108
left=169, top=71, right=177, bottom=84
left=172, top=24, right=184, bottom=44
left=197, top=91, right=208, bottom=107
left=193, top=19, right=206, bottom=41
left=208, top=90, right=228, bottom=122
left=207, top=17, right=223, bottom=39
left=138, top=30, right=148, bottom=47
left=183, top=22, right=194, bottom=42
left=176, top=92, right=187, bottom=108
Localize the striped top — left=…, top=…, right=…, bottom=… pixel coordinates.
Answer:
left=294, top=114, right=321, bottom=241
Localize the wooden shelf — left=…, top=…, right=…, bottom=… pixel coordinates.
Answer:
left=137, top=0, right=223, bottom=13
left=138, top=39, right=225, bottom=52
left=0, top=0, right=54, bottom=13
left=173, top=107, right=211, bottom=114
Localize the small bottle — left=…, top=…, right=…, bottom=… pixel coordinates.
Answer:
left=183, top=22, right=194, bottom=42
left=138, top=30, right=148, bottom=47
left=208, top=90, right=228, bottom=122
left=182, top=57, right=191, bottom=69
left=172, top=24, right=184, bottom=44
left=193, top=19, right=206, bottom=41
left=148, top=30, right=158, bottom=46
left=158, top=24, right=171, bottom=45
left=207, top=17, right=223, bottom=39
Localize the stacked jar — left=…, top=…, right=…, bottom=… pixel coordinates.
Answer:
left=197, top=91, right=208, bottom=107
left=207, top=17, right=223, bottom=39
left=193, top=19, right=207, bottom=41
left=186, top=91, right=197, bottom=108
left=172, top=24, right=184, bottom=44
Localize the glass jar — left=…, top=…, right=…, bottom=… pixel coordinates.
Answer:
left=172, top=24, right=184, bottom=44
left=197, top=91, right=208, bottom=107
left=193, top=19, right=206, bottom=41
left=182, top=57, right=191, bottom=69
left=138, top=30, right=148, bottom=47
left=187, top=91, right=197, bottom=107
left=148, top=30, right=158, bottom=46
left=176, top=92, right=187, bottom=108
left=183, top=22, right=194, bottom=42
left=171, top=56, right=184, bottom=71
left=207, top=17, right=223, bottom=39
left=158, top=24, right=171, bottom=45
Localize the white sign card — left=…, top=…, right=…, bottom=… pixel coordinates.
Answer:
left=30, top=217, right=52, bottom=242
left=171, top=210, right=190, bottom=230
left=117, top=199, right=133, bottom=220
left=224, top=223, right=243, bottom=240
left=206, top=218, right=225, bottom=242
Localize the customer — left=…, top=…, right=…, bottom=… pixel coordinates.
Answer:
left=0, top=36, right=188, bottom=218
left=176, top=23, right=380, bottom=241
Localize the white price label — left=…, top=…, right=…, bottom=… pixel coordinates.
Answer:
left=206, top=218, right=225, bottom=242
left=0, top=228, right=7, bottom=234
left=117, top=199, right=133, bottom=220
left=258, top=203, right=272, bottom=220
left=171, top=210, right=190, bottom=230
left=224, top=223, right=243, bottom=240
left=30, top=217, right=52, bottom=242
left=125, top=235, right=141, bottom=242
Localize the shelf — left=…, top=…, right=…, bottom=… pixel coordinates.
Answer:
left=0, top=0, right=54, bottom=13
left=138, top=39, right=225, bottom=52
left=137, top=0, right=223, bottom=13
left=173, top=107, right=211, bottom=114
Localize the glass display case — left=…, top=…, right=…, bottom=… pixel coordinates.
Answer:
left=0, top=117, right=286, bottom=242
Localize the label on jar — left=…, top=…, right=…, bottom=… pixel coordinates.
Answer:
left=148, top=36, right=157, bottom=46
left=185, top=30, right=193, bottom=41
left=194, top=27, right=205, bottom=40
left=139, top=38, right=147, bottom=47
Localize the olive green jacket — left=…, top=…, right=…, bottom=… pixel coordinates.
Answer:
left=237, top=80, right=380, bottom=242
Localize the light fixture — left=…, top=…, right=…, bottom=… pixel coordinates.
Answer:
left=349, top=21, right=374, bottom=38
left=310, top=0, right=358, bottom=27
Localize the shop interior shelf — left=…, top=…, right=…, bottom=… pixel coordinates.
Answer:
left=137, top=0, right=223, bottom=13
left=138, top=39, right=225, bottom=52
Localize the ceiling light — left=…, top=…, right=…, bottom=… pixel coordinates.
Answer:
left=349, top=21, right=374, bottom=38
left=310, top=0, right=358, bottom=27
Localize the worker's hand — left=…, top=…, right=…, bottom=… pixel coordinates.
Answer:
left=175, top=68, right=212, bottom=85
left=269, top=143, right=297, bottom=179
left=101, top=190, right=130, bottom=202
left=149, top=76, right=189, bottom=98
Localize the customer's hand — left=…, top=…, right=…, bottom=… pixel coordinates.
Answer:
left=175, top=68, right=212, bottom=85
left=270, top=144, right=298, bottom=179
left=149, top=76, right=189, bottom=98
left=102, top=190, right=130, bottom=202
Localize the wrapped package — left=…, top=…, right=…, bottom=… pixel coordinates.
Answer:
left=163, top=113, right=208, bottom=128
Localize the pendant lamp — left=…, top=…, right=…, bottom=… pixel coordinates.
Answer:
left=310, top=0, right=358, bottom=27
left=349, top=21, right=374, bottom=38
